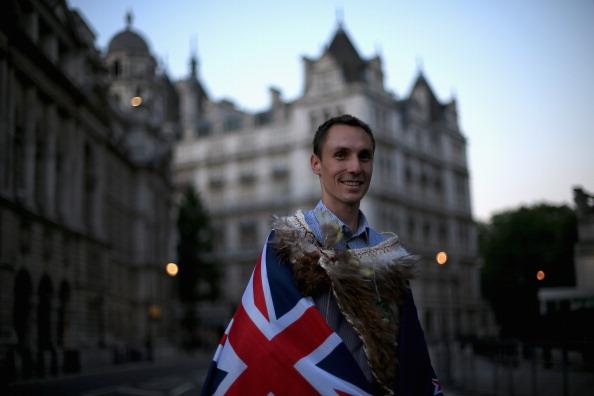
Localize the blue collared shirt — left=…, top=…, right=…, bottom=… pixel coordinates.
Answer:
left=303, top=201, right=386, bottom=249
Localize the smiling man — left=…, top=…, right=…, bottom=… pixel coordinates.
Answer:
left=201, top=115, right=442, bottom=395
left=310, top=117, right=374, bottom=234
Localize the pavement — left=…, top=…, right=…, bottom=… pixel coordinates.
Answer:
left=6, top=351, right=212, bottom=396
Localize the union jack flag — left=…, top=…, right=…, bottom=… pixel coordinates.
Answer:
left=201, top=235, right=442, bottom=395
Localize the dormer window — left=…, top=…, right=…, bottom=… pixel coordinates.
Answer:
left=223, top=116, right=242, bottom=132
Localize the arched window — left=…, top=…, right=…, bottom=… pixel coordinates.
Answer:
left=13, top=269, right=33, bottom=344
left=57, top=281, right=70, bottom=347
left=13, top=269, right=34, bottom=378
left=37, top=275, right=53, bottom=351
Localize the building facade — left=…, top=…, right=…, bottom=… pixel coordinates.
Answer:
left=0, top=1, right=178, bottom=381
left=174, top=24, right=495, bottom=347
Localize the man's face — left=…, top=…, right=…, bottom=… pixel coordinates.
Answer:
left=310, top=124, right=374, bottom=212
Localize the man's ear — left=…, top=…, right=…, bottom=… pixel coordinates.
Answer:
left=310, top=153, right=321, bottom=176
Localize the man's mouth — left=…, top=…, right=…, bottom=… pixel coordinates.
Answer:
left=340, top=180, right=364, bottom=187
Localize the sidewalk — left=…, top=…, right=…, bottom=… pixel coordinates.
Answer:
left=6, top=350, right=213, bottom=393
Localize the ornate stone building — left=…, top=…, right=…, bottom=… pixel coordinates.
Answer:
left=174, top=23, right=495, bottom=353
left=0, top=1, right=178, bottom=381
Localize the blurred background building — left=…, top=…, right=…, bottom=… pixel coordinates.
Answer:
left=173, top=18, right=497, bottom=366
left=0, top=0, right=179, bottom=381
left=1, top=0, right=496, bottom=385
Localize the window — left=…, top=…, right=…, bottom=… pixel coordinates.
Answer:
left=455, top=172, right=468, bottom=204
left=407, top=217, right=416, bottom=240
left=424, top=310, right=432, bottom=335
left=434, top=175, right=443, bottom=194
left=422, top=220, right=431, bottom=241
left=438, top=222, right=448, bottom=244
left=404, top=166, right=412, bottom=184
left=13, top=124, right=25, bottom=194
left=208, top=176, right=225, bottom=190
left=271, top=164, right=289, bottom=180
left=223, top=116, right=242, bottom=132
left=34, top=123, right=47, bottom=210
left=239, top=172, right=256, bottom=186
left=420, top=172, right=428, bottom=191
left=112, top=60, right=121, bottom=78
left=255, top=112, right=271, bottom=126
left=239, top=221, right=258, bottom=248
left=458, top=221, right=469, bottom=246
left=197, top=121, right=212, bottom=137
left=309, top=111, right=318, bottom=131
left=83, top=143, right=96, bottom=229
left=211, top=223, right=226, bottom=252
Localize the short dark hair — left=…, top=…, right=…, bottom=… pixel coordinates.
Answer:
left=312, top=114, right=375, bottom=157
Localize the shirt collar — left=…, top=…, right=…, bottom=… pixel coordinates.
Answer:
left=313, top=200, right=370, bottom=243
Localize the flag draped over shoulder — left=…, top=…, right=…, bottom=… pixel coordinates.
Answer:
left=201, top=234, right=443, bottom=395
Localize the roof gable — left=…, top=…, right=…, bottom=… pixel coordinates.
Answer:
left=324, top=28, right=367, bottom=82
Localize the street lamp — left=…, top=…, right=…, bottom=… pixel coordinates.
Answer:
left=130, top=96, right=143, bottom=107
left=165, top=262, right=179, bottom=277
left=436, top=251, right=448, bottom=265
left=536, top=270, right=545, bottom=281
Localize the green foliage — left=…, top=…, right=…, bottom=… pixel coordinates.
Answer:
left=479, top=204, right=577, bottom=338
left=176, top=185, right=221, bottom=302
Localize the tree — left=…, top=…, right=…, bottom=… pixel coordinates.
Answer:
left=479, top=204, right=577, bottom=339
left=176, top=185, right=221, bottom=345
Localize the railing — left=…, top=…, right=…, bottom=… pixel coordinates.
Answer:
left=439, top=337, right=594, bottom=396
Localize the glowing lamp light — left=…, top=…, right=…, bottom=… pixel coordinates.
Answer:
left=165, top=262, right=179, bottom=277
left=536, top=270, right=545, bottom=281
left=436, top=251, right=448, bottom=265
left=148, top=304, right=162, bottom=320
left=130, top=96, right=143, bottom=107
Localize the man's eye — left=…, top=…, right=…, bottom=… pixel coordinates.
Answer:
left=334, top=152, right=346, bottom=159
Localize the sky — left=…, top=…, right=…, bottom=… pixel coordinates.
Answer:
left=70, top=0, right=594, bottom=221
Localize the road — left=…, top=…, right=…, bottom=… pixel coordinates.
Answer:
left=7, top=353, right=211, bottom=396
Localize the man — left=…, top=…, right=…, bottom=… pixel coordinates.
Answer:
left=201, top=115, right=442, bottom=395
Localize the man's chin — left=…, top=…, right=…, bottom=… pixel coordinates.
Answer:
left=340, top=194, right=365, bottom=205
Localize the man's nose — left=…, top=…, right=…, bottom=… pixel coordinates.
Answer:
left=346, top=157, right=362, bottom=173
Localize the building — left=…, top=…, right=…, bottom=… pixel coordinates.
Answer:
left=0, top=1, right=178, bottom=381
left=174, top=22, right=495, bottom=349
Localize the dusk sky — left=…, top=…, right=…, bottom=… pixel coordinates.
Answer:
left=70, top=0, right=594, bottom=221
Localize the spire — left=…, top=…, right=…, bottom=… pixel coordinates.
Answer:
left=416, top=56, right=424, bottom=74
left=336, top=6, right=344, bottom=30
left=374, top=41, right=382, bottom=57
left=190, top=36, right=198, bottom=78
left=125, top=10, right=133, bottom=30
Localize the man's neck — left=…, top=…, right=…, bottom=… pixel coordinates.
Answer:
left=323, top=200, right=360, bottom=231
